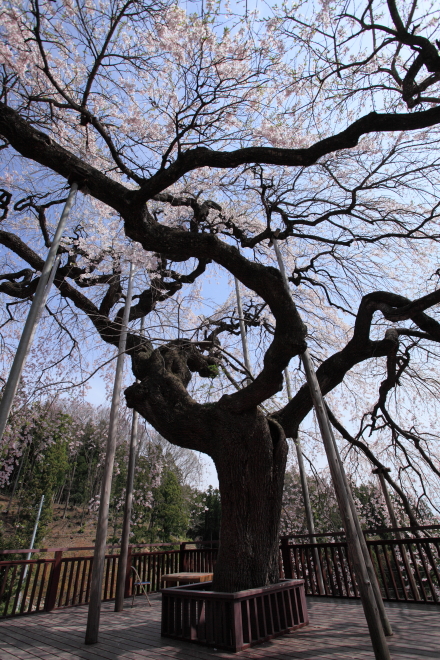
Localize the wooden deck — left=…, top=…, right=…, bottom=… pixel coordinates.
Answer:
left=0, top=594, right=437, bottom=660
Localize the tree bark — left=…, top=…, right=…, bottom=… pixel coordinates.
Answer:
left=210, top=413, right=287, bottom=593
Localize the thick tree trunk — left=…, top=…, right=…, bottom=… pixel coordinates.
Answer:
left=125, top=349, right=288, bottom=594
left=211, top=413, right=288, bottom=593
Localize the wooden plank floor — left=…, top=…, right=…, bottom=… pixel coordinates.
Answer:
left=0, top=594, right=437, bottom=660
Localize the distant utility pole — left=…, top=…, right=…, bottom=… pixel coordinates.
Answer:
left=272, top=237, right=392, bottom=660
left=0, top=183, right=78, bottom=443
left=27, top=494, right=45, bottom=562
left=115, top=318, right=144, bottom=612
left=17, top=494, right=45, bottom=610
left=85, top=263, right=135, bottom=644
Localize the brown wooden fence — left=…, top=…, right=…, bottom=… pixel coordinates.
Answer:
left=0, top=542, right=217, bottom=618
left=2, top=527, right=440, bottom=618
left=281, top=526, right=440, bottom=604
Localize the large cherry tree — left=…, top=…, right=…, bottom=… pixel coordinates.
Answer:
left=1, top=0, right=440, bottom=591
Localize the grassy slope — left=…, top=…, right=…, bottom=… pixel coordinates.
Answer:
left=0, top=493, right=98, bottom=550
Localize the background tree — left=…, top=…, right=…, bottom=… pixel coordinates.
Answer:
left=1, top=397, right=204, bottom=547
left=189, top=485, right=221, bottom=542
left=148, top=470, right=189, bottom=542
left=0, top=0, right=440, bottom=593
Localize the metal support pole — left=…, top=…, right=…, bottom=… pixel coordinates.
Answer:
left=115, top=318, right=144, bottom=611
left=273, top=238, right=391, bottom=659
left=85, top=263, right=135, bottom=644
left=273, top=239, right=323, bottom=591
left=0, top=184, right=78, bottom=442
left=234, top=277, right=252, bottom=383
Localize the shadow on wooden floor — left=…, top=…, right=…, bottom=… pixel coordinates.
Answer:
left=0, top=593, right=437, bottom=659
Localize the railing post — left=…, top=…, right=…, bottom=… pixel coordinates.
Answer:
left=124, top=546, right=133, bottom=598
left=232, top=600, right=244, bottom=652
left=280, top=537, right=294, bottom=579
left=45, top=550, right=63, bottom=612
left=179, top=542, right=187, bottom=572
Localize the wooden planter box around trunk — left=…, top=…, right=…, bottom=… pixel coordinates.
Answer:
left=161, top=578, right=309, bottom=652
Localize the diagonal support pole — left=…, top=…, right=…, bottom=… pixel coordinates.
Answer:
left=284, top=368, right=325, bottom=594
left=373, top=466, right=420, bottom=600
left=271, top=239, right=323, bottom=592
left=85, top=262, right=135, bottom=644
left=301, top=350, right=392, bottom=658
left=17, top=494, right=45, bottom=610
left=273, top=238, right=392, bottom=660
left=115, top=318, right=144, bottom=611
left=325, top=418, right=394, bottom=634
left=234, top=277, right=252, bottom=384
left=0, top=183, right=78, bottom=442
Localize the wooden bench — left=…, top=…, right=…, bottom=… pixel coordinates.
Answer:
left=160, top=572, right=213, bottom=588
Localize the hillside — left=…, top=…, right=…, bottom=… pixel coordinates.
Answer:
left=0, top=492, right=98, bottom=551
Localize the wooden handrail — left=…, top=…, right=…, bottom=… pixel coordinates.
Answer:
left=4, top=526, right=437, bottom=555
left=281, top=523, right=440, bottom=540
left=283, top=536, right=440, bottom=549
left=284, top=535, right=440, bottom=604
left=0, top=539, right=219, bottom=556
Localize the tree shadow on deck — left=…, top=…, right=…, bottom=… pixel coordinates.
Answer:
left=0, top=594, right=438, bottom=660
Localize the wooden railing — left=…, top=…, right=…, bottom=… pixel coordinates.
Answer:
left=0, top=541, right=218, bottom=618
left=2, top=526, right=440, bottom=618
left=281, top=528, right=440, bottom=604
